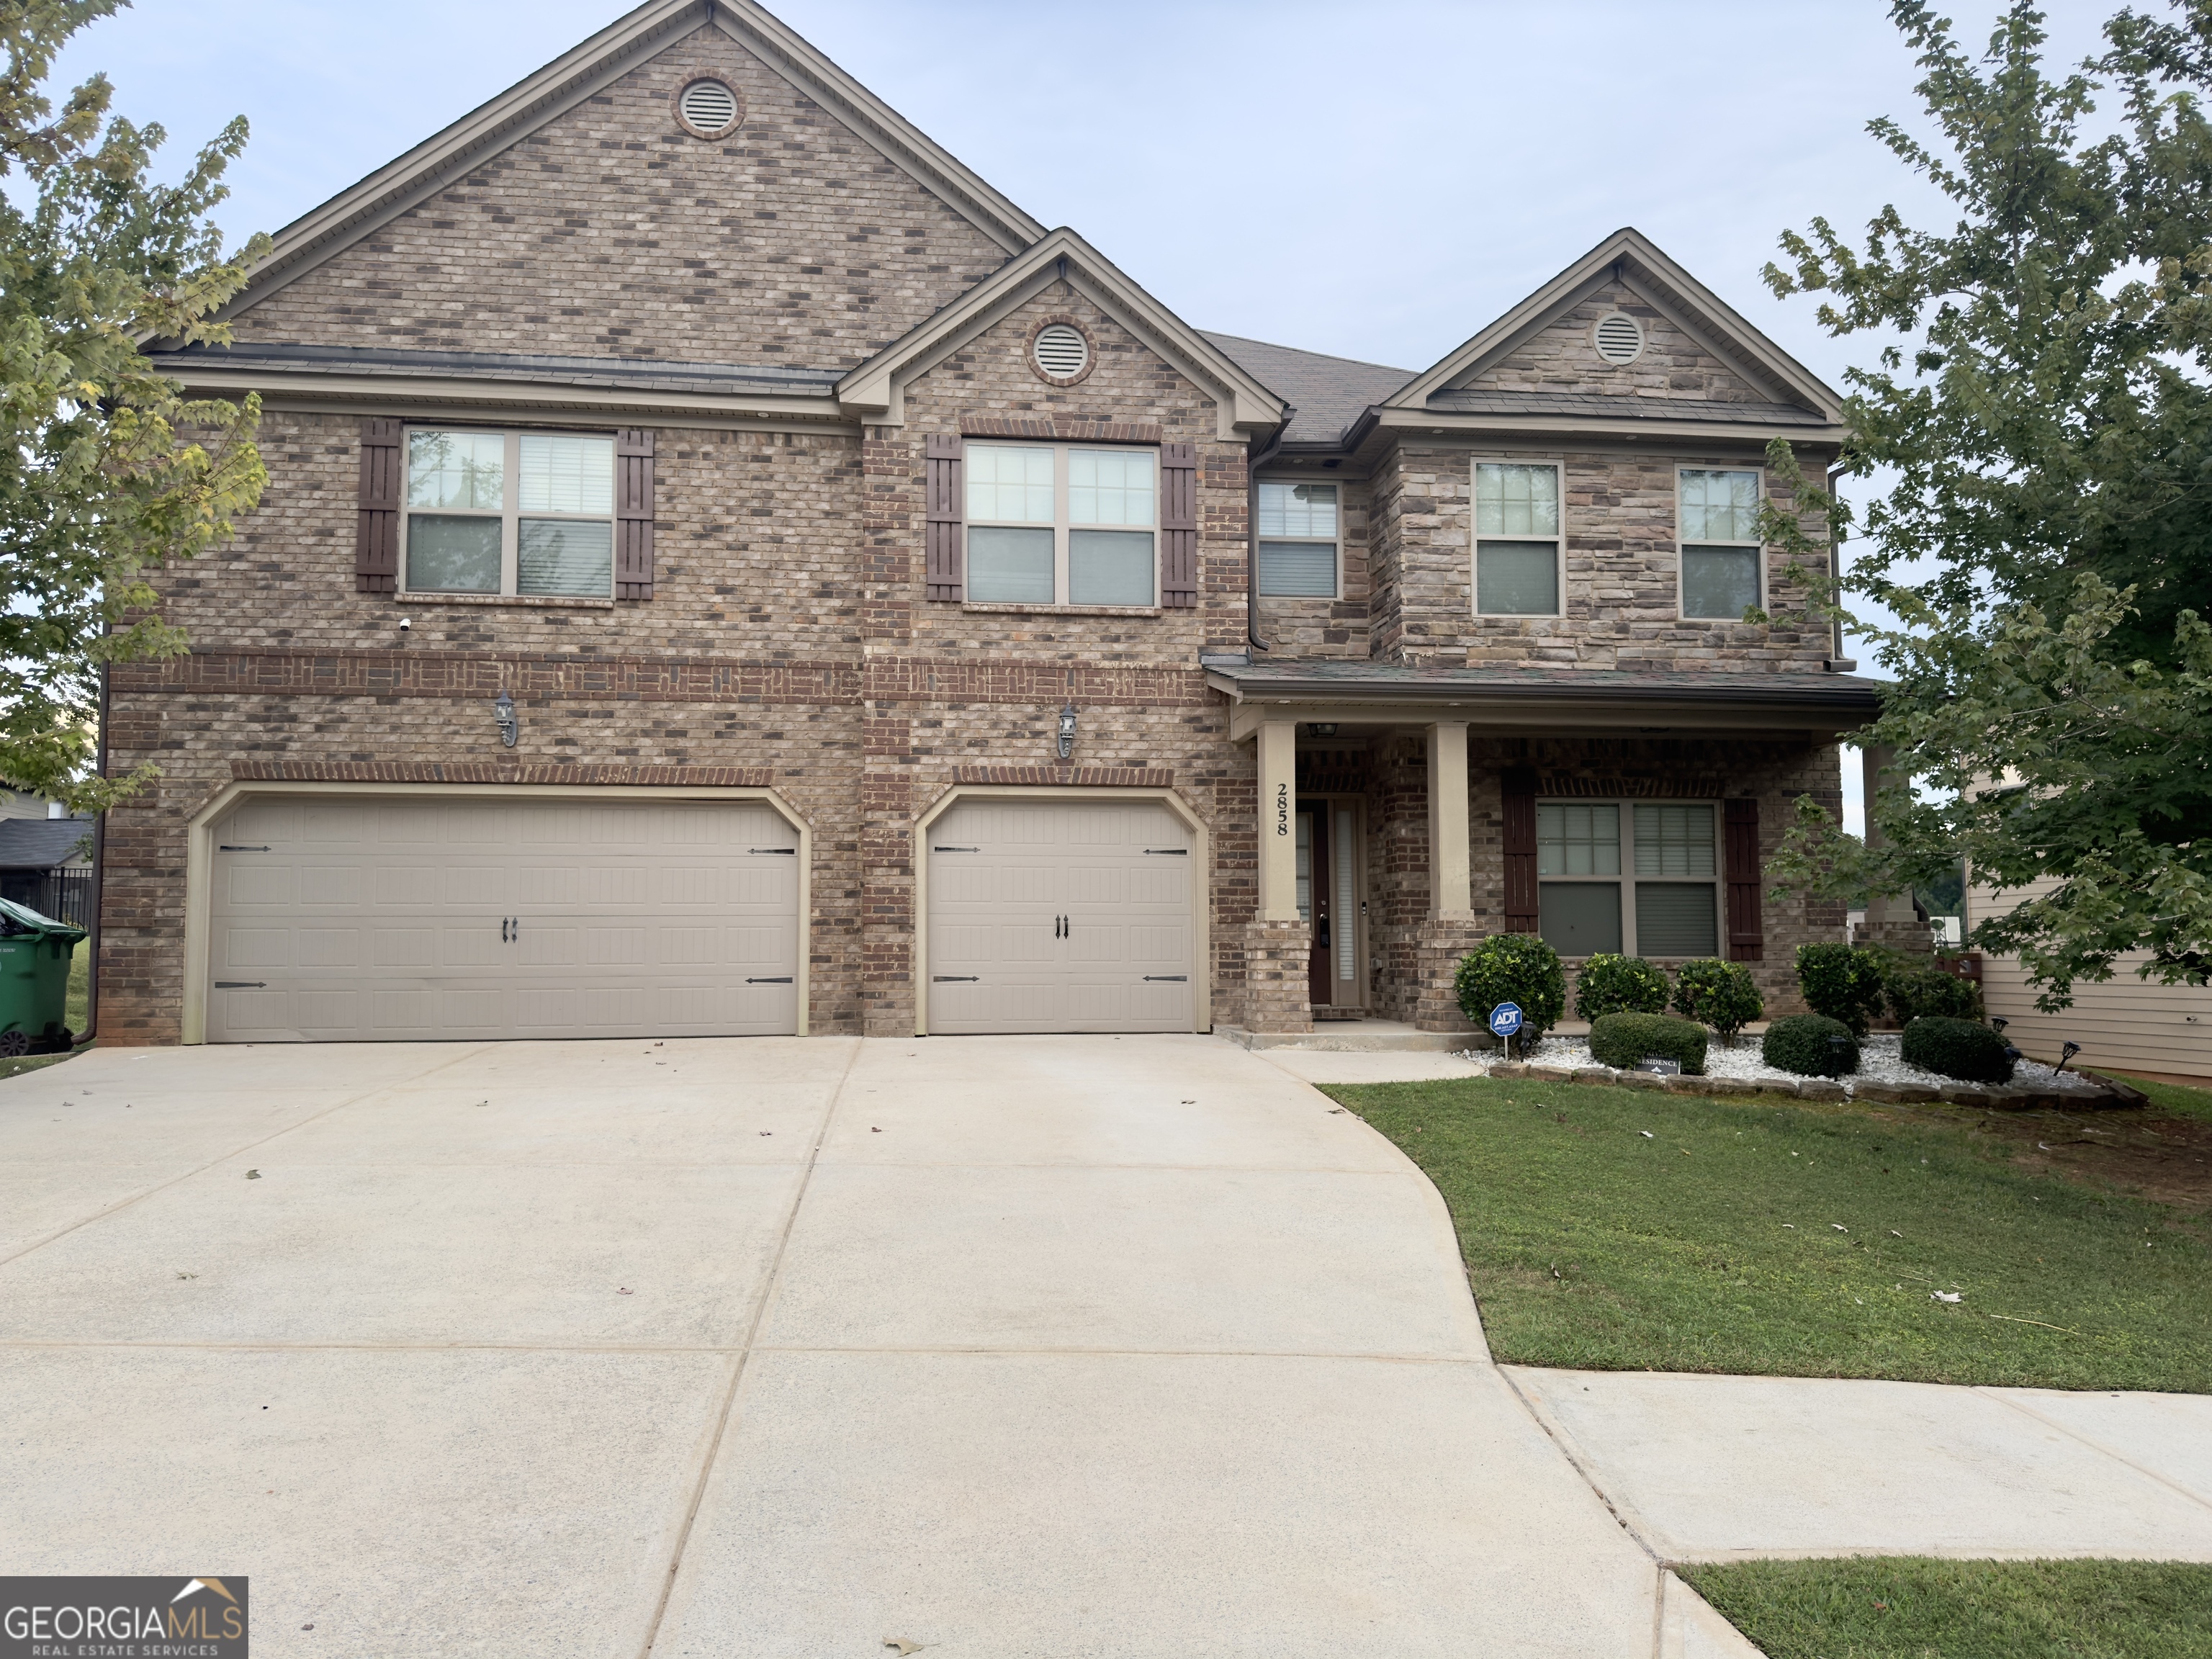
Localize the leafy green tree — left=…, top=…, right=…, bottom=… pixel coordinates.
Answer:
left=0, top=0, right=267, bottom=808
left=1758, top=0, right=2212, bottom=1008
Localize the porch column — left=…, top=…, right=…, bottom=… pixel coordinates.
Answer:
left=1426, top=721, right=1473, bottom=920
left=1256, top=718, right=1300, bottom=920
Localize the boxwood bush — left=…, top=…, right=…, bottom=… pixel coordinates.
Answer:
left=1794, top=943, right=1887, bottom=1036
left=1671, top=958, right=1766, bottom=1043
left=1762, top=1013, right=1860, bottom=1077
left=1885, top=961, right=1984, bottom=1024
left=1901, top=1015, right=2015, bottom=1083
left=1572, top=953, right=1671, bottom=1021
left=1589, top=1011, right=1709, bottom=1075
left=1455, top=933, right=1566, bottom=1045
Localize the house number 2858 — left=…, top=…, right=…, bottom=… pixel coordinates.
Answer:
left=1274, top=781, right=1290, bottom=837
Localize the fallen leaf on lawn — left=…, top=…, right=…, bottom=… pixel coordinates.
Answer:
left=1832, top=1224, right=1848, bottom=1233
left=1932, top=1290, right=1964, bottom=1304
left=1638, top=1130, right=1655, bottom=1139
left=1680, top=1148, right=1691, bottom=1156
left=1890, top=1230, right=1903, bottom=1238
left=1781, top=1223, right=1796, bottom=1229
left=245, top=1169, right=261, bottom=1180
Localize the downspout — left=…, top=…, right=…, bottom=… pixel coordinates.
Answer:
left=84, top=654, right=107, bottom=1043
left=1245, top=410, right=1294, bottom=654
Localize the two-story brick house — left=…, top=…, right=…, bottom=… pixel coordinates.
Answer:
left=97, top=0, right=1876, bottom=1046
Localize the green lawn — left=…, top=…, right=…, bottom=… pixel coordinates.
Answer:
left=1323, top=1076, right=2212, bottom=1390
left=1681, top=1558, right=2212, bottom=1659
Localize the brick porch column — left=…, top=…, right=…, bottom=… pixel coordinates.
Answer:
left=1244, top=716, right=1311, bottom=1033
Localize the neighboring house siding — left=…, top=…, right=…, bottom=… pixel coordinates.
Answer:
left=229, top=28, right=1009, bottom=365
left=1974, top=876, right=2212, bottom=1079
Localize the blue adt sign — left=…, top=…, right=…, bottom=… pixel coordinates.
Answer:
left=1488, top=1002, right=1524, bottom=1038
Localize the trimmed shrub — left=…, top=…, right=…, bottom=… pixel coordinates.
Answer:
left=1671, top=958, right=1766, bottom=1044
left=1455, top=934, right=1566, bottom=1045
left=1885, top=961, right=1984, bottom=1024
left=1795, top=943, right=1887, bottom=1037
left=1763, top=1013, right=1861, bottom=1077
left=1902, top=1015, right=2015, bottom=1083
left=1589, top=1011, right=1709, bottom=1075
left=1573, top=953, right=1671, bottom=1022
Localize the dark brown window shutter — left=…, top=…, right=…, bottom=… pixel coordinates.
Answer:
left=1501, top=766, right=1539, bottom=932
left=1159, top=441, right=1197, bottom=608
left=925, top=434, right=963, bottom=601
left=1726, top=796, right=1764, bottom=961
left=355, top=418, right=402, bottom=593
left=615, top=429, right=656, bottom=600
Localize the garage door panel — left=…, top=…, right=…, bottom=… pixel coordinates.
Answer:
left=207, top=797, right=802, bottom=1043
left=926, top=799, right=1195, bottom=1035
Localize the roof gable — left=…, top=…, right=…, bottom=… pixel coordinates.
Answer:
left=215, top=0, right=1044, bottom=333
left=837, top=229, right=1287, bottom=439
left=1387, top=228, right=1843, bottom=423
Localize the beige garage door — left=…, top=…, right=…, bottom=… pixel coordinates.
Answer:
left=206, top=795, right=801, bottom=1042
left=927, top=798, right=1196, bottom=1034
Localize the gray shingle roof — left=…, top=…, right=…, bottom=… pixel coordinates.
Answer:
left=0, top=817, right=92, bottom=871
left=1198, top=333, right=1415, bottom=446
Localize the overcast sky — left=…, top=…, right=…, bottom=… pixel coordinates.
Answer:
left=53, top=0, right=2131, bottom=831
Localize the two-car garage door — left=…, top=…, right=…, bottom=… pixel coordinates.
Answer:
left=205, top=796, right=801, bottom=1043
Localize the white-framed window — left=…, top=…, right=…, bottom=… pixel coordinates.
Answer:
left=1473, top=459, right=1562, bottom=616
left=1256, top=479, right=1339, bottom=598
left=1536, top=800, right=1720, bottom=958
left=403, top=428, right=616, bottom=598
left=966, top=442, right=1156, bottom=606
left=1678, top=467, right=1764, bottom=619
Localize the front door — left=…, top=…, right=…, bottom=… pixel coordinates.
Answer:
left=1296, top=800, right=1365, bottom=1012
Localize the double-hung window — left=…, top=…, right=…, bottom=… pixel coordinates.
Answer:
left=403, top=428, right=616, bottom=598
left=1536, top=801, right=1720, bottom=958
left=966, top=443, right=1156, bottom=606
left=1474, top=461, right=1562, bottom=615
left=1256, top=480, right=1339, bottom=597
left=1678, top=467, right=1763, bottom=619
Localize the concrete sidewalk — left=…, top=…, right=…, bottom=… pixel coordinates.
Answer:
left=1, top=1034, right=1665, bottom=1658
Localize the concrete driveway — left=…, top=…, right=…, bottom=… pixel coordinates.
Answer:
left=0, top=1035, right=1662, bottom=1657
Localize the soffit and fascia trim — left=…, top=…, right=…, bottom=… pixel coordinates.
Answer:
left=200, top=0, right=1045, bottom=331
left=834, top=228, right=1289, bottom=440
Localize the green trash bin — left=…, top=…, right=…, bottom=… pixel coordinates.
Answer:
left=0, top=896, right=87, bottom=1056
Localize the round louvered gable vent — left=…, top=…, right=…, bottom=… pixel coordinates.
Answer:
left=1033, top=323, right=1090, bottom=380
left=677, top=78, right=740, bottom=138
left=1593, top=312, right=1645, bottom=365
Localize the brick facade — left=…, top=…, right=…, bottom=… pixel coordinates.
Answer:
left=100, top=9, right=1861, bottom=1046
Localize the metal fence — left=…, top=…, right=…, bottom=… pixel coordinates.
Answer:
left=1, top=871, right=91, bottom=930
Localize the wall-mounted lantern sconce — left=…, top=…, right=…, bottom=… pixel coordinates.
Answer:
left=494, top=689, right=518, bottom=749
left=1057, top=702, right=1076, bottom=760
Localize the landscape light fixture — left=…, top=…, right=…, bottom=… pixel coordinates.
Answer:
left=494, top=689, right=518, bottom=749
left=2059, top=1040, right=2082, bottom=1069
left=1057, top=702, right=1076, bottom=760
left=1990, top=1017, right=2008, bottom=1033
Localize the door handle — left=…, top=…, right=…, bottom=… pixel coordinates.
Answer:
left=501, top=917, right=509, bottom=943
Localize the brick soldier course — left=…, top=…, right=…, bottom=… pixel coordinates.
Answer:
left=105, top=0, right=1878, bottom=1046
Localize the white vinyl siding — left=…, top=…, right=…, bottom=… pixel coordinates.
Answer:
left=1678, top=467, right=1763, bottom=620
left=1256, top=480, right=1339, bottom=597
left=1537, top=800, right=1719, bottom=958
left=404, top=430, right=616, bottom=598
left=1474, top=461, right=1562, bottom=616
left=966, top=443, right=1156, bottom=607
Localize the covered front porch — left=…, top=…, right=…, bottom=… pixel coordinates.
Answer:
left=1203, top=661, right=1882, bottom=1038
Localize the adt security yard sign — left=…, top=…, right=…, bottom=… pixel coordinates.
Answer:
left=1489, top=1002, right=1524, bottom=1060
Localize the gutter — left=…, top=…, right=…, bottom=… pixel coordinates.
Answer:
left=1205, top=671, right=1883, bottom=714
left=1245, top=410, right=1294, bottom=653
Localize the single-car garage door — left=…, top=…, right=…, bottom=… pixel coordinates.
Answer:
left=926, top=798, right=1196, bottom=1034
left=205, top=795, right=801, bottom=1042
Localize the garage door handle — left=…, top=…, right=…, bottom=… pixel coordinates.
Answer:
left=214, top=981, right=266, bottom=989
left=932, top=845, right=979, bottom=853
left=217, top=845, right=270, bottom=853
left=1143, top=975, right=1188, bottom=982
left=933, top=975, right=979, bottom=982
left=746, top=976, right=793, bottom=984
left=1143, top=848, right=1187, bottom=855
left=749, top=848, right=796, bottom=855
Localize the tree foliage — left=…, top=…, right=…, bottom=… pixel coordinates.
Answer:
left=1759, top=0, right=2212, bottom=1007
left=0, top=0, right=266, bottom=807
